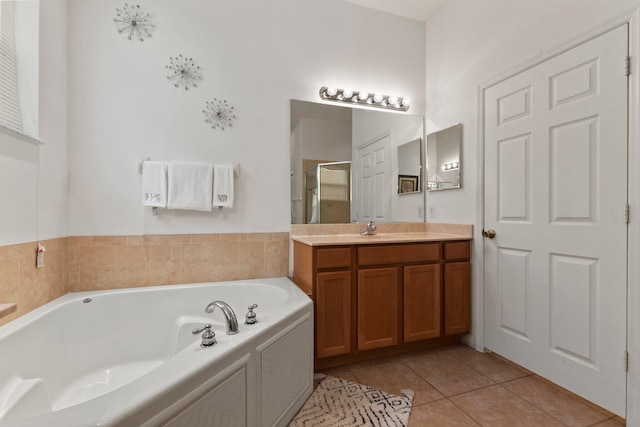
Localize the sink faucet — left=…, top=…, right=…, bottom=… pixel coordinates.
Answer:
left=361, top=220, right=377, bottom=235
left=205, top=301, right=239, bottom=335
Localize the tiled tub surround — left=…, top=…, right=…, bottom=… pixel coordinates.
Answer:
left=0, top=233, right=289, bottom=327
left=0, top=238, right=69, bottom=326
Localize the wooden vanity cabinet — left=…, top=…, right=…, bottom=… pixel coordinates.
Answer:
left=292, top=239, right=471, bottom=367
left=404, top=264, right=441, bottom=342
left=443, top=242, right=471, bottom=335
left=293, top=243, right=354, bottom=359
left=357, top=267, right=399, bottom=351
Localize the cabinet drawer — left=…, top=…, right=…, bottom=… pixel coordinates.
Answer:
left=316, top=247, right=352, bottom=269
left=444, top=241, right=470, bottom=260
left=358, top=243, right=440, bottom=266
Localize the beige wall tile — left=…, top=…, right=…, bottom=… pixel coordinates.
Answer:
left=149, top=244, right=182, bottom=286
left=76, top=246, right=117, bottom=291
left=114, top=245, right=150, bottom=288
left=92, top=236, right=127, bottom=246
left=211, top=241, right=238, bottom=281
left=69, top=236, right=93, bottom=247
left=265, top=238, right=288, bottom=277
left=11, top=242, right=36, bottom=259
left=237, top=241, right=265, bottom=279
left=0, top=258, right=20, bottom=305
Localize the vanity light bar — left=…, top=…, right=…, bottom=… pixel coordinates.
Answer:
left=319, top=86, right=410, bottom=112
left=442, top=162, right=459, bottom=171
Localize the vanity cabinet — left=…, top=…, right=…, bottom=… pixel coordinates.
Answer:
left=357, top=267, right=399, bottom=351
left=292, top=238, right=471, bottom=368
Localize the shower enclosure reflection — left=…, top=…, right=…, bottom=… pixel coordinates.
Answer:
left=304, top=161, right=351, bottom=224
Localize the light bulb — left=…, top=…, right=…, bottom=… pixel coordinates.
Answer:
left=357, top=91, right=369, bottom=101
left=326, top=87, right=338, bottom=97
left=387, top=96, right=398, bottom=106
left=343, top=89, right=353, bottom=99
left=400, top=98, right=411, bottom=107
left=373, top=94, right=384, bottom=103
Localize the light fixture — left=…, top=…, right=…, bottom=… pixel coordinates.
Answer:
left=442, top=161, right=459, bottom=171
left=319, top=86, right=410, bottom=112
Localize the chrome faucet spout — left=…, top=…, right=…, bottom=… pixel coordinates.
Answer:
left=361, top=220, right=377, bottom=235
left=205, top=301, right=239, bottom=335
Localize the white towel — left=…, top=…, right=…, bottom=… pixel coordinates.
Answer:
left=213, top=164, right=234, bottom=208
left=141, top=161, right=168, bottom=208
left=167, top=161, right=213, bottom=211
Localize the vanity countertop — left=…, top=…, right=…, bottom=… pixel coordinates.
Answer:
left=292, top=232, right=471, bottom=246
left=292, top=223, right=472, bottom=247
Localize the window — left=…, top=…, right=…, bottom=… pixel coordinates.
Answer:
left=0, top=0, right=39, bottom=142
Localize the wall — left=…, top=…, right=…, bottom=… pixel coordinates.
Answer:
left=0, top=0, right=69, bottom=246
left=68, top=0, right=426, bottom=237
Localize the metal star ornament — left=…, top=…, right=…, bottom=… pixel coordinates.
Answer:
left=114, top=3, right=155, bottom=42
left=203, top=99, right=237, bottom=131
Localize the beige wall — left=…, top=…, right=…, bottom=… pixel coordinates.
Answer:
left=0, top=232, right=289, bottom=327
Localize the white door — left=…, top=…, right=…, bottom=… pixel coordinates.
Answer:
left=355, top=132, right=392, bottom=223
left=484, top=25, right=628, bottom=416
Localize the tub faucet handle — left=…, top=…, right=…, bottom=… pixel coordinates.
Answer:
left=245, top=304, right=258, bottom=325
left=192, top=323, right=216, bottom=347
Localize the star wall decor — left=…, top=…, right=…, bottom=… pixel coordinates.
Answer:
left=114, top=3, right=155, bottom=42
left=203, top=99, right=237, bottom=131
left=166, top=55, right=202, bottom=91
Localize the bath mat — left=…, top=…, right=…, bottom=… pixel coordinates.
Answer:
left=289, top=375, right=414, bottom=427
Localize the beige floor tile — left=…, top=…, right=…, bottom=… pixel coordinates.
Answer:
left=409, top=399, right=479, bottom=426
left=450, top=346, right=532, bottom=383
left=450, top=385, right=564, bottom=427
left=406, top=353, right=494, bottom=396
left=352, top=362, right=443, bottom=405
left=346, top=353, right=404, bottom=372
left=590, top=418, right=626, bottom=426
left=502, top=376, right=610, bottom=426
left=317, top=368, right=358, bottom=384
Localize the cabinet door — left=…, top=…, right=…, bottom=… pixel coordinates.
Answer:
left=404, top=264, right=441, bottom=342
left=357, top=267, right=399, bottom=351
left=444, top=261, right=470, bottom=335
left=316, top=271, right=352, bottom=358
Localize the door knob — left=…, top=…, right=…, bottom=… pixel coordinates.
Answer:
left=482, top=229, right=496, bottom=239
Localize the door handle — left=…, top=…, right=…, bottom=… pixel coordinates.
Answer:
left=482, top=229, right=496, bottom=239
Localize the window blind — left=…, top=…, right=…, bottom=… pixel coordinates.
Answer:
left=0, top=1, right=23, bottom=133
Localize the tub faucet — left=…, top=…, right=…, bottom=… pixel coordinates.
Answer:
left=361, top=220, right=377, bottom=235
left=205, top=301, right=239, bottom=335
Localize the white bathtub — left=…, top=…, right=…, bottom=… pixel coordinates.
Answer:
left=0, top=277, right=313, bottom=426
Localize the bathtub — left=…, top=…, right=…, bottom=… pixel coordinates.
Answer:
left=0, top=277, right=313, bottom=426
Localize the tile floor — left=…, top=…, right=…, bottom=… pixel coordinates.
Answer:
left=319, top=344, right=625, bottom=426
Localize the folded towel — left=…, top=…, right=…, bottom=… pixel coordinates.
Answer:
left=167, top=161, right=213, bottom=211
left=141, top=161, right=168, bottom=208
left=213, top=164, right=234, bottom=208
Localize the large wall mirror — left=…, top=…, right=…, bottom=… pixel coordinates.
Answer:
left=426, top=123, right=462, bottom=191
left=291, top=100, right=425, bottom=224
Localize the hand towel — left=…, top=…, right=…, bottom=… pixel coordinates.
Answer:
left=141, top=161, right=168, bottom=208
left=213, top=164, right=234, bottom=208
left=167, top=161, right=213, bottom=211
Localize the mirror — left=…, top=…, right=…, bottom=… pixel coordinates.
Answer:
left=291, top=100, right=424, bottom=224
left=397, top=138, right=422, bottom=194
left=426, top=123, right=462, bottom=191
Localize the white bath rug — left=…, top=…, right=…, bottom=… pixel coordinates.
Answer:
left=289, top=375, right=414, bottom=427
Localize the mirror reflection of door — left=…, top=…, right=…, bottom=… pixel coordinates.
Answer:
left=355, top=132, right=391, bottom=223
